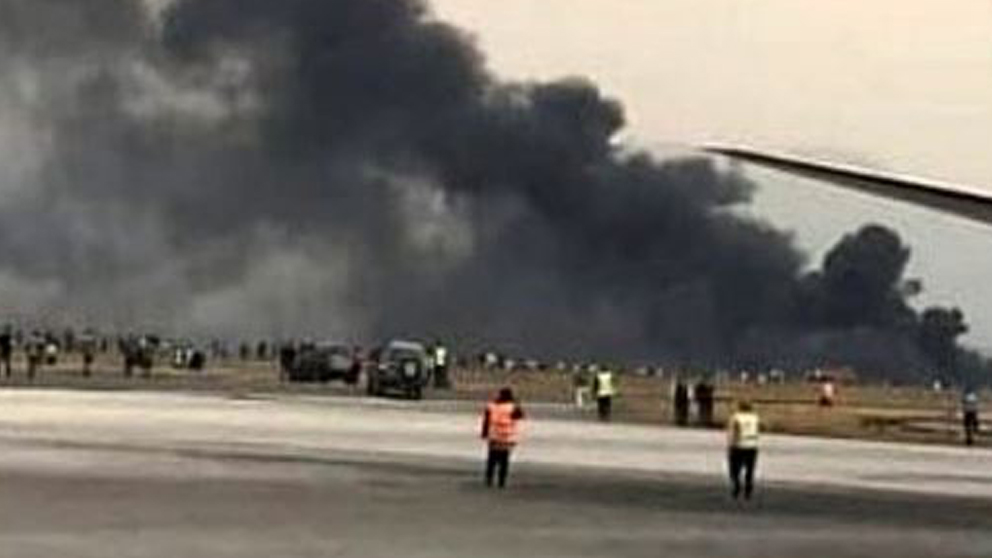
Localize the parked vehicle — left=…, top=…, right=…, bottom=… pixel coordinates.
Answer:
left=287, top=343, right=359, bottom=384
left=366, top=340, right=430, bottom=399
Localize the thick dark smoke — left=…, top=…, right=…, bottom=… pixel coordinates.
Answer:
left=0, top=0, right=979, bottom=378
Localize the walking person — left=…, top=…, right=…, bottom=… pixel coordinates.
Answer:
left=727, top=400, right=760, bottom=500
left=481, top=387, right=525, bottom=489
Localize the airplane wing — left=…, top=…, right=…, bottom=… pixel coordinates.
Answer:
left=703, top=146, right=992, bottom=227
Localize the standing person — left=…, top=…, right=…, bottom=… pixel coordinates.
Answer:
left=79, top=332, right=96, bottom=378
left=25, top=331, right=44, bottom=381
left=120, top=337, right=135, bottom=378
left=818, top=379, right=837, bottom=407
left=432, top=341, right=450, bottom=389
left=727, top=401, right=760, bottom=500
left=138, top=336, right=155, bottom=378
left=673, top=379, right=690, bottom=426
left=572, top=367, right=591, bottom=409
left=0, top=326, right=12, bottom=378
left=593, top=366, right=616, bottom=422
left=480, top=387, right=525, bottom=489
left=962, top=389, right=980, bottom=446
left=279, top=342, right=297, bottom=382
left=44, top=337, right=59, bottom=366
left=695, top=379, right=715, bottom=427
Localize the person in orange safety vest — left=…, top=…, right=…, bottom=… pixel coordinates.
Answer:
left=481, top=387, right=526, bottom=488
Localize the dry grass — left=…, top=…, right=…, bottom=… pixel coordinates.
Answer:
left=1, top=354, right=982, bottom=446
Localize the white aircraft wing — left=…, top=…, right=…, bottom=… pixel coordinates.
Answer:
left=704, top=146, right=992, bottom=227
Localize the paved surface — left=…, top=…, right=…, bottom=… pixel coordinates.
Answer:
left=0, top=389, right=991, bottom=557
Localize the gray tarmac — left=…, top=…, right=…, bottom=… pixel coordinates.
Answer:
left=0, top=389, right=991, bottom=557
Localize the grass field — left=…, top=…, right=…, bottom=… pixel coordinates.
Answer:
left=0, top=352, right=983, bottom=447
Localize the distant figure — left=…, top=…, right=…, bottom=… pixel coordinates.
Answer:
left=240, top=342, right=251, bottom=361
left=346, top=346, right=363, bottom=387
left=279, top=343, right=297, bottom=382
left=480, top=387, right=525, bottom=489
left=138, top=336, right=155, bottom=378
left=256, top=341, right=269, bottom=361
left=818, top=380, right=836, bottom=407
left=593, top=367, right=616, bottom=422
left=572, top=368, right=591, bottom=409
left=26, top=332, right=45, bottom=381
left=44, top=339, right=59, bottom=366
left=962, top=390, right=980, bottom=446
left=727, top=400, right=760, bottom=500
left=694, top=380, right=715, bottom=427
left=673, top=380, right=690, bottom=426
left=432, top=341, right=450, bottom=389
left=188, top=350, right=205, bottom=371
left=79, top=334, right=96, bottom=378
left=121, top=337, right=137, bottom=378
left=0, top=327, right=12, bottom=378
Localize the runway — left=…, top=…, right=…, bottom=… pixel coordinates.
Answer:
left=0, top=389, right=990, bottom=557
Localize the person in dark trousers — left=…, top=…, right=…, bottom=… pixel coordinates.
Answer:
left=0, top=327, right=12, bottom=378
left=962, top=389, right=980, bottom=446
left=121, top=337, right=136, bottom=378
left=138, top=336, right=155, bottom=378
left=593, top=368, right=616, bottom=422
left=673, top=380, right=690, bottom=426
left=432, top=341, right=451, bottom=389
left=695, top=380, right=715, bottom=426
left=727, top=400, right=760, bottom=500
left=481, top=387, right=525, bottom=489
left=79, top=334, right=96, bottom=378
left=279, top=343, right=297, bottom=382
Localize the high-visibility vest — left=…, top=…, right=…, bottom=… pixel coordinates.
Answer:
left=595, top=372, right=615, bottom=398
left=728, top=412, right=760, bottom=449
left=487, top=402, right=519, bottom=446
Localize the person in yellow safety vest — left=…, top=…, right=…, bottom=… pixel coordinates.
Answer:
left=593, top=367, right=616, bottom=422
left=432, top=341, right=450, bottom=389
left=727, top=400, right=760, bottom=500
left=480, top=387, right=526, bottom=488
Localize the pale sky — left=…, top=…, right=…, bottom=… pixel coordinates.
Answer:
left=432, top=0, right=992, bottom=351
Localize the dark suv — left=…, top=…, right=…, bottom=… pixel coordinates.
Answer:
left=366, top=340, right=430, bottom=399
left=288, top=343, right=359, bottom=385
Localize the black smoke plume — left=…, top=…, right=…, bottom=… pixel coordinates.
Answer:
left=0, top=0, right=980, bottom=379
